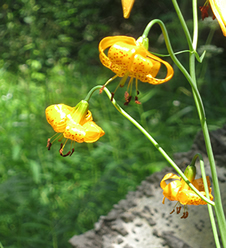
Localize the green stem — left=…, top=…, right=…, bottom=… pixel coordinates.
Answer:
left=84, top=85, right=215, bottom=206
left=142, top=4, right=226, bottom=245
left=142, top=19, right=206, bottom=122
left=192, top=154, right=221, bottom=248
left=176, top=0, right=226, bottom=245
left=192, top=0, right=198, bottom=49
left=171, top=0, right=194, bottom=51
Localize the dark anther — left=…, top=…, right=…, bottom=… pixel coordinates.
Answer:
left=124, top=91, right=129, bottom=99
left=170, top=209, right=175, bottom=214
left=47, top=138, right=52, bottom=150
left=70, top=148, right=75, bottom=156
left=124, top=91, right=132, bottom=105
left=59, top=143, right=71, bottom=157
left=59, top=149, right=71, bottom=157
left=135, top=96, right=141, bottom=105
left=137, top=90, right=140, bottom=95
left=181, top=211, right=189, bottom=219
left=124, top=96, right=132, bottom=105
left=199, top=5, right=209, bottom=20
left=111, top=92, right=115, bottom=101
left=176, top=206, right=181, bottom=214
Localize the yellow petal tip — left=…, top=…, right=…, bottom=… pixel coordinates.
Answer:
left=121, top=0, right=135, bottom=19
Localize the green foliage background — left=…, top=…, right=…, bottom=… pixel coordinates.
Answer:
left=0, top=0, right=226, bottom=247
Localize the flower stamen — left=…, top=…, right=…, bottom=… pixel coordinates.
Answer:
left=47, top=133, right=63, bottom=150
left=124, top=91, right=132, bottom=105
left=170, top=209, right=175, bottom=214
left=176, top=206, right=182, bottom=214
left=181, top=211, right=189, bottom=219
left=70, top=148, right=75, bottom=156
left=59, top=142, right=71, bottom=157
left=47, top=138, right=52, bottom=150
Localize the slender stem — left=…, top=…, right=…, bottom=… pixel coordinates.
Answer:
left=192, top=154, right=221, bottom=248
left=142, top=19, right=206, bottom=121
left=85, top=85, right=215, bottom=206
left=182, top=0, right=226, bottom=245
left=192, top=0, right=198, bottom=49
left=142, top=6, right=226, bottom=245
left=171, top=0, right=193, bottom=51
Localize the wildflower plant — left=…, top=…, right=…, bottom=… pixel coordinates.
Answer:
left=45, top=0, right=226, bottom=246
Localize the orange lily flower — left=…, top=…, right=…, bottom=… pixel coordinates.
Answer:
left=99, top=36, right=174, bottom=104
left=160, top=171, right=213, bottom=218
left=209, top=0, right=226, bottom=36
left=45, top=100, right=105, bottom=156
left=121, top=0, right=135, bottom=18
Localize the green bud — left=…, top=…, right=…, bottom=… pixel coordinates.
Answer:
left=184, top=164, right=196, bottom=182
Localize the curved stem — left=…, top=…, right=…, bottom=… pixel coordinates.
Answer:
left=142, top=19, right=206, bottom=122
left=84, top=85, right=215, bottom=206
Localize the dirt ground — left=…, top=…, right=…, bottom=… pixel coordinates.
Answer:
left=69, top=126, right=226, bottom=248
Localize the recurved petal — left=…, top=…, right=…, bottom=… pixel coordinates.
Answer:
left=83, top=121, right=105, bottom=143
left=145, top=52, right=174, bottom=84
left=99, top=36, right=137, bottom=70
left=162, top=180, right=182, bottom=202
left=45, top=104, right=73, bottom=133
left=99, top=36, right=136, bottom=53
left=160, top=173, right=182, bottom=202
left=160, top=173, right=181, bottom=189
left=130, top=54, right=161, bottom=81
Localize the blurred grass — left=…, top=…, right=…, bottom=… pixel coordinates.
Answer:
left=0, top=53, right=226, bottom=248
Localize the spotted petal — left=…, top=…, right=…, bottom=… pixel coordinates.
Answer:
left=45, top=104, right=74, bottom=133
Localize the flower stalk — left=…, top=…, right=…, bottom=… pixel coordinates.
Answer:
left=175, top=0, right=226, bottom=245
left=142, top=0, right=226, bottom=245
left=85, top=85, right=215, bottom=206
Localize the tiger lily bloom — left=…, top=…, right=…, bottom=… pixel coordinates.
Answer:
left=160, top=165, right=213, bottom=218
left=45, top=100, right=105, bottom=157
left=209, top=0, right=226, bottom=36
left=99, top=35, right=174, bottom=104
left=121, top=0, right=135, bottom=18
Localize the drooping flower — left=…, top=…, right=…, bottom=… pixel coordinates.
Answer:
left=209, top=0, right=226, bottom=36
left=99, top=35, right=174, bottom=104
left=121, top=0, right=135, bottom=19
left=160, top=165, right=213, bottom=218
left=45, top=100, right=105, bottom=157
